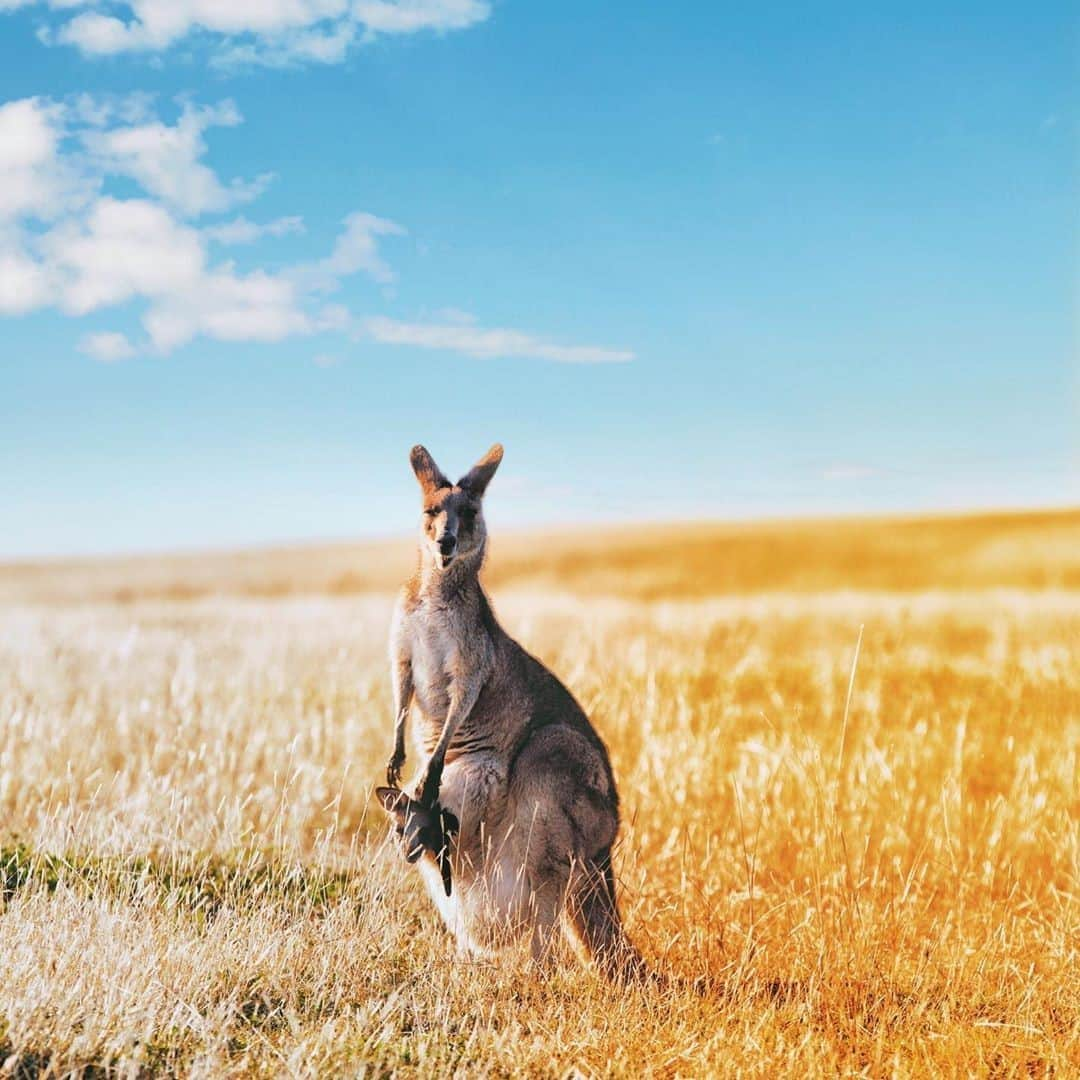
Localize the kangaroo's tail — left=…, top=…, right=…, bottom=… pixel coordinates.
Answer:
left=569, top=853, right=803, bottom=1003
left=567, top=850, right=655, bottom=986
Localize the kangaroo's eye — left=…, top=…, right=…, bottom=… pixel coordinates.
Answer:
left=424, top=507, right=438, bottom=518
left=460, top=508, right=477, bottom=525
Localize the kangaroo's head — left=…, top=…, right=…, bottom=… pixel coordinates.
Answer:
left=409, top=443, right=503, bottom=572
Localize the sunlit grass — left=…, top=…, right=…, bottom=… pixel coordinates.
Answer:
left=1, top=511, right=1077, bottom=1075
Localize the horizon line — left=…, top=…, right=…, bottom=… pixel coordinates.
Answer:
left=4, top=503, right=1078, bottom=570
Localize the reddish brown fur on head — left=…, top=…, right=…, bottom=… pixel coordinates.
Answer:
left=458, top=444, right=503, bottom=498
left=409, top=445, right=451, bottom=497
left=409, top=444, right=503, bottom=571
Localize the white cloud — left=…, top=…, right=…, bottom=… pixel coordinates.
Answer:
left=0, top=241, right=53, bottom=314
left=294, top=211, right=405, bottom=290
left=79, top=330, right=137, bottom=362
left=0, top=96, right=402, bottom=353
left=0, top=97, right=90, bottom=222
left=0, top=94, right=635, bottom=367
left=363, top=316, right=635, bottom=364
left=70, top=91, right=156, bottom=129
left=143, top=266, right=313, bottom=352
left=354, top=0, right=490, bottom=34
left=0, top=97, right=57, bottom=172
left=42, top=197, right=205, bottom=315
left=13, top=0, right=490, bottom=65
left=23, top=191, right=342, bottom=353
left=56, top=12, right=143, bottom=53
left=82, top=100, right=268, bottom=216
left=56, top=0, right=352, bottom=54
left=213, top=19, right=357, bottom=68
left=205, top=215, right=305, bottom=245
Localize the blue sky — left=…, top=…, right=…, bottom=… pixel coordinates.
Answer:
left=1, top=3, right=1075, bottom=557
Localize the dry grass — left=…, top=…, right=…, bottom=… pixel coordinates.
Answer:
left=0, top=510, right=1077, bottom=1077
left=4, top=508, right=1078, bottom=606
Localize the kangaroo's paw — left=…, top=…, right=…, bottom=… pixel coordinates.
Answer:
left=385, top=756, right=404, bottom=788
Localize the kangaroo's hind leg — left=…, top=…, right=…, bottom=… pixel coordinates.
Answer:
left=565, top=851, right=650, bottom=983
left=524, top=868, right=569, bottom=970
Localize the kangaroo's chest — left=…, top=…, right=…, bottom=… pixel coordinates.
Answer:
left=410, top=616, right=460, bottom=715
left=406, top=601, right=497, bottom=757
left=410, top=599, right=489, bottom=715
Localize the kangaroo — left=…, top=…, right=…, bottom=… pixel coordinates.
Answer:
left=374, top=443, right=647, bottom=980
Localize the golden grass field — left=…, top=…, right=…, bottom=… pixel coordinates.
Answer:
left=1, top=509, right=1078, bottom=1077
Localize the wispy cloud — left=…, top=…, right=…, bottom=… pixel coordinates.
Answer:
left=8, top=0, right=491, bottom=67
left=78, top=331, right=137, bottom=363
left=293, top=212, right=406, bottom=291
left=205, top=215, right=306, bottom=245
left=363, top=315, right=635, bottom=364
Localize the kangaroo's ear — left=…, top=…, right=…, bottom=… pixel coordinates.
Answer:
left=375, top=786, right=408, bottom=820
left=410, top=445, right=450, bottom=497
left=458, top=443, right=504, bottom=498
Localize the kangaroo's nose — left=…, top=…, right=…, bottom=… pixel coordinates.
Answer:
left=439, top=534, right=457, bottom=556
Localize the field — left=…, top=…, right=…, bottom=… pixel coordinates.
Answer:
left=1, top=509, right=1078, bottom=1077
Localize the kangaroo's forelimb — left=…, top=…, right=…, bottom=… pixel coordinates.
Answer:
left=386, top=654, right=413, bottom=787
left=416, top=673, right=482, bottom=808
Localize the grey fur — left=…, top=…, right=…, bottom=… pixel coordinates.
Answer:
left=377, top=443, right=647, bottom=978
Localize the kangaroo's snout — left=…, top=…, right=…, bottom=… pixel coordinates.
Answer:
left=439, top=533, right=457, bottom=556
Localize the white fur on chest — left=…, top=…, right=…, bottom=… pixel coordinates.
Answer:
left=408, top=604, right=463, bottom=712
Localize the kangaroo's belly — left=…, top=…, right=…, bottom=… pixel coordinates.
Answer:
left=418, top=847, right=532, bottom=953
left=416, top=754, right=533, bottom=952
left=419, top=843, right=532, bottom=942
left=431, top=754, right=509, bottom=842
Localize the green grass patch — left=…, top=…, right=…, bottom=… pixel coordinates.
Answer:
left=0, top=841, right=352, bottom=916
